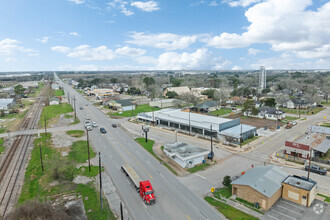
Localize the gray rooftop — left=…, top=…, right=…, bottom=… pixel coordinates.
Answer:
left=115, top=99, right=135, bottom=106
left=283, top=176, right=316, bottom=191
left=232, top=166, right=288, bottom=198
left=314, top=139, right=330, bottom=153
left=0, top=98, right=14, bottom=107
left=308, top=126, right=330, bottom=135
left=164, top=142, right=209, bottom=161
left=219, top=124, right=256, bottom=138
left=195, top=101, right=218, bottom=109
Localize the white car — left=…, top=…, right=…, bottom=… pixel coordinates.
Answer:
left=86, top=125, right=93, bottom=131
left=92, top=122, right=98, bottom=127
left=85, top=115, right=91, bottom=120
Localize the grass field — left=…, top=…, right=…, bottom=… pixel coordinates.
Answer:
left=209, top=108, right=232, bottom=116
left=205, top=197, right=259, bottom=220
left=317, top=194, right=330, bottom=203
left=0, top=127, right=6, bottom=134
left=213, top=187, right=232, bottom=199
left=54, top=89, right=64, bottom=96
left=280, top=107, right=325, bottom=115
left=66, top=130, right=85, bottom=138
left=187, top=163, right=210, bottom=173
left=39, top=103, right=73, bottom=127
left=241, top=136, right=260, bottom=146
left=108, top=104, right=160, bottom=117
left=69, top=140, right=96, bottom=163
left=0, top=138, right=4, bottom=154
left=285, top=116, right=299, bottom=121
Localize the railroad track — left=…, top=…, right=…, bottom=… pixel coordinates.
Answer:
left=0, top=83, right=48, bottom=217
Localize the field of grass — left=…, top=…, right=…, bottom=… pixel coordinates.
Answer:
left=280, top=107, right=325, bottom=115
left=205, top=197, right=259, bottom=220
left=236, top=198, right=261, bottom=210
left=108, top=104, right=160, bottom=117
left=209, top=108, right=232, bottom=116
left=0, top=138, right=4, bottom=154
left=64, top=114, right=73, bottom=118
left=213, top=187, right=232, bottom=199
left=0, top=127, right=6, bottom=134
left=39, top=103, right=73, bottom=127
left=187, top=163, right=210, bottom=173
left=54, top=89, right=64, bottom=96
left=69, top=140, right=96, bottom=163
left=67, top=130, right=85, bottom=138
left=135, top=138, right=178, bottom=175
left=285, top=116, right=299, bottom=121
left=317, top=194, right=330, bottom=203
left=241, top=136, right=260, bottom=146
left=320, top=123, right=330, bottom=128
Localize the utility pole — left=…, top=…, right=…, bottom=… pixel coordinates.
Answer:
left=188, top=108, right=191, bottom=135
left=210, top=125, right=214, bottom=161
left=240, top=121, right=243, bottom=148
left=307, top=146, right=312, bottom=180
left=152, top=106, right=155, bottom=126
left=86, top=128, right=91, bottom=171
left=44, top=114, right=47, bottom=136
left=73, top=95, right=77, bottom=120
left=120, top=202, right=124, bottom=220
left=39, top=143, right=44, bottom=172
left=99, top=152, right=103, bottom=211
left=299, top=104, right=301, bottom=118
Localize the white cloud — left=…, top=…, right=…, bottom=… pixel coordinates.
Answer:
left=4, top=57, right=17, bottom=62
left=115, top=46, right=146, bottom=57
left=69, top=32, right=80, bottom=37
left=207, top=0, right=330, bottom=59
left=248, top=48, right=261, bottom=55
left=224, top=0, right=261, bottom=7
left=108, top=0, right=134, bottom=16
left=232, top=65, right=242, bottom=70
left=127, top=32, right=199, bottom=50
left=0, top=38, right=37, bottom=56
left=67, top=0, right=85, bottom=4
left=36, top=37, right=50, bottom=44
left=131, top=1, right=159, bottom=12
left=51, top=46, right=71, bottom=54
left=209, top=1, right=219, bottom=6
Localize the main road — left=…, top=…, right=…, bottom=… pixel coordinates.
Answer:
left=60, top=77, right=224, bottom=220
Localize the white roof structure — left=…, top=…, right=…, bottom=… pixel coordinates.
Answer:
left=283, top=176, right=316, bottom=191
left=314, top=139, right=330, bottom=153
left=219, top=124, right=256, bottom=138
left=232, top=166, right=288, bottom=198
left=308, top=126, right=330, bottom=135
left=165, top=86, right=190, bottom=95
left=164, top=142, right=209, bottom=161
left=0, top=98, right=14, bottom=108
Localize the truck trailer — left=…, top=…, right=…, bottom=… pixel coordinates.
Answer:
left=121, top=164, right=156, bottom=205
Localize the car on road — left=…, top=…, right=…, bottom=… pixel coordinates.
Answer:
left=100, top=128, right=106, bottom=134
left=80, top=107, right=83, bottom=110
left=305, top=165, right=327, bottom=175
left=292, top=121, right=297, bottom=126
left=85, top=104, right=88, bottom=106
left=112, top=124, right=117, bottom=128
left=86, top=125, right=93, bottom=131
left=85, top=115, right=91, bottom=120
left=285, top=123, right=292, bottom=129
left=84, top=121, right=91, bottom=127
left=92, top=122, right=98, bottom=127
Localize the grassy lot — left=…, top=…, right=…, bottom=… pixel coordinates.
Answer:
left=39, top=103, right=73, bottom=127
left=54, top=89, right=64, bottom=96
left=213, top=187, right=232, bottom=199
left=18, top=133, right=115, bottom=219
left=280, top=107, right=325, bottom=115
left=321, top=102, right=330, bottom=106
left=241, top=136, right=260, bottom=146
left=64, top=114, right=73, bottom=118
left=0, top=138, right=4, bottom=154
left=28, top=82, right=44, bottom=97
left=135, top=138, right=178, bottom=175
left=71, top=117, right=80, bottom=125
left=187, top=163, right=210, bottom=173
left=0, top=127, right=7, bottom=134
left=210, top=108, right=232, bottom=116
left=69, top=140, right=96, bottom=163
left=320, top=123, right=330, bottom=128
left=205, top=197, right=259, bottom=220
left=108, top=104, right=160, bottom=117
left=285, top=116, right=299, bottom=121
left=317, top=194, right=330, bottom=203
left=67, top=130, right=85, bottom=138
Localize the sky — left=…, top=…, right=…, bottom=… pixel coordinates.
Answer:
left=1, top=0, right=330, bottom=71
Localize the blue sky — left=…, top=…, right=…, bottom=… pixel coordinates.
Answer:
left=1, top=0, right=330, bottom=71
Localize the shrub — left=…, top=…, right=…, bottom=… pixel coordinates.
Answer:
left=222, top=175, right=232, bottom=188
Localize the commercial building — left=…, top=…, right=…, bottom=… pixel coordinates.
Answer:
left=108, top=99, right=136, bottom=112
left=284, top=141, right=313, bottom=159
left=232, top=166, right=288, bottom=210
left=163, top=142, right=209, bottom=168
left=282, top=176, right=317, bottom=207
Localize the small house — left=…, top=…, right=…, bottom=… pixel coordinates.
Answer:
left=193, top=101, right=220, bottom=113
left=244, top=107, right=285, bottom=120
left=108, top=99, right=136, bottom=112
left=49, top=97, right=60, bottom=105
left=0, top=98, right=15, bottom=110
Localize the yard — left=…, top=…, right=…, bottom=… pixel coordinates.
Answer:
left=66, top=130, right=84, bottom=138
left=226, top=113, right=285, bottom=130
left=39, top=103, right=73, bottom=127
left=54, top=89, right=64, bottom=96
left=209, top=108, right=232, bottom=116
left=0, top=138, right=4, bottom=154
left=108, top=104, right=160, bottom=118
left=320, top=123, right=330, bottom=128
left=280, top=107, right=325, bottom=115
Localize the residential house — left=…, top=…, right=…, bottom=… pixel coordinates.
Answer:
left=49, top=97, right=60, bottom=105
left=226, top=96, right=246, bottom=105
left=244, top=107, right=286, bottom=120
left=284, top=99, right=311, bottom=109
left=0, top=98, right=15, bottom=110
left=193, top=101, right=220, bottom=113
left=163, top=86, right=190, bottom=97
left=108, top=99, right=136, bottom=112
left=232, top=166, right=288, bottom=210
left=52, top=83, right=60, bottom=90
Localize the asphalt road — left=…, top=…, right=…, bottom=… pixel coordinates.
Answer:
left=60, top=79, right=224, bottom=220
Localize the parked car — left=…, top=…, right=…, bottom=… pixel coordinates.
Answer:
left=84, top=121, right=91, bottom=127
left=292, top=121, right=297, bottom=126
left=85, top=115, right=91, bottom=120
left=80, top=107, right=83, bottom=110
left=112, top=124, right=117, bottom=128
left=317, top=104, right=323, bottom=107
left=305, top=165, right=327, bottom=175
left=86, top=125, right=93, bottom=131
left=100, top=128, right=106, bottom=134
left=285, top=123, right=292, bottom=129
left=92, top=122, right=98, bottom=127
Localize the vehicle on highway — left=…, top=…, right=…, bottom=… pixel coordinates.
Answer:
left=112, top=124, right=117, bottom=128
left=92, top=122, right=98, bottom=127
left=85, top=115, right=91, bottom=120
left=100, top=127, right=106, bottom=134
left=84, top=121, right=91, bottom=127
left=305, top=165, right=327, bottom=175
left=86, top=125, right=93, bottom=131
left=121, top=164, right=155, bottom=205
left=80, top=107, right=83, bottom=110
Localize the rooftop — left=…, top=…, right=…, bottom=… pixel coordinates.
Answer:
left=219, top=124, right=256, bottom=138
left=283, top=176, right=316, bottom=191
left=308, top=126, right=330, bottom=135
left=164, top=142, right=209, bottom=161
left=195, top=101, right=218, bottom=109
left=314, top=139, right=330, bottom=153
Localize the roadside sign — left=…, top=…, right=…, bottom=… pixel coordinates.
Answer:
left=211, top=187, right=215, bottom=192
left=286, top=154, right=288, bottom=158
left=276, top=153, right=279, bottom=157
left=324, top=116, right=326, bottom=119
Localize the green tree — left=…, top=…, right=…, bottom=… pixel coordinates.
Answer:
left=243, top=99, right=258, bottom=115
left=262, top=98, right=276, bottom=107
left=143, top=77, right=155, bottom=88
left=202, top=89, right=216, bottom=99
left=171, top=78, right=183, bottom=87
left=14, top=84, right=25, bottom=96
left=261, top=88, right=270, bottom=94
left=222, top=175, right=232, bottom=188
left=111, top=78, right=118, bottom=83
left=166, top=91, right=178, bottom=98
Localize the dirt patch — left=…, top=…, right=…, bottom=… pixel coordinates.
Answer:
left=52, top=131, right=85, bottom=148
left=73, top=176, right=93, bottom=185
left=226, top=113, right=284, bottom=130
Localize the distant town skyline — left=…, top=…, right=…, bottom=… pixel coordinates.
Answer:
left=1, top=0, right=330, bottom=71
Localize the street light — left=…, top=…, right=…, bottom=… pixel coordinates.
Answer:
left=142, top=125, right=150, bottom=143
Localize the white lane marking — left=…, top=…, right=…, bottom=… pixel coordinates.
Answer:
left=272, top=210, right=296, bottom=220
left=266, top=214, right=279, bottom=220
left=146, top=160, right=151, bottom=165
left=143, top=204, right=147, bottom=209
left=280, top=200, right=305, bottom=211
left=276, top=205, right=302, bottom=215
left=194, top=173, right=206, bottom=180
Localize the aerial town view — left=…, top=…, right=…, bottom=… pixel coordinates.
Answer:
left=0, top=0, right=329, bottom=220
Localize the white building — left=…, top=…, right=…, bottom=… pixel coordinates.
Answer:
left=244, top=107, right=286, bottom=120
left=163, top=142, right=209, bottom=168
left=0, top=98, right=15, bottom=110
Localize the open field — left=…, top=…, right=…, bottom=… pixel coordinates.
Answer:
left=108, top=104, right=160, bottom=118
left=39, top=103, right=73, bottom=127
left=54, top=89, right=64, bottom=96
left=209, top=108, right=232, bottom=116
left=226, top=113, right=285, bottom=130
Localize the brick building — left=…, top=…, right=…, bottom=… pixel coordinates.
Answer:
left=284, top=141, right=313, bottom=159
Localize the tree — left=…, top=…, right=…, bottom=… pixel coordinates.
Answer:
left=111, top=78, right=118, bottom=83
left=261, top=88, right=271, bottom=94
left=171, top=78, right=183, bottom=87
left=14, top=84, right=25, bottom=96
left=202, top=89, right=216, bottom=99
left=222, top=175, right=232, bottom=188
left=166, top=91, right=178, bottom=98
left=243, top=99, right=257, bottom=115
left=262, top=98, right=276, bottom=107
left=143, top=77, right=155, bottom=88
left=179, top=92, right=200, bottom=108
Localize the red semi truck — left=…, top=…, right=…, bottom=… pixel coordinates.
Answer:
left=121, top=164, right=156, bottom=205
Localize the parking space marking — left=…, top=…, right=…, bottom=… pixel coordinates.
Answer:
left=266, top=214, right=279, bottom=220
left=280, top=200, right=305, bottom=210
left=194, top=173, right=206, bottom=179
left=272, top=210, right=296, bottom=220
left=276, top=204, right=302, bottom=215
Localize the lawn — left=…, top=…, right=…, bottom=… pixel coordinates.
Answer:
left=209, top=108, right=232, bottom=116
left=66, top=130, right=85, bottom=138
left=0, top=127, right=7, bottom=134
left=205, top=197, right=259, bottom=220
left=213, top=187, right=232, bottom=199
left=280, top=107, right=325, bottom=115
left=317, top=194, right=330, bottom=203
left=64, top=114, right=73, bottom=118
left=69, top=140, right=96, bottom=163
left=54, top=89, right=64, bottom=96
left=39, top=103, right=73, bottom=127
left=187, top=163, right=210, bottom=173
left=320, top=123, right=330, bottom=128
left=108, top=104, right=160, bottom=117
left=0, top=138, right=4, bottom=154
left=135, top=138, right=178, bottom=175
left=285, top=116, right=299, bottom=121
left=241, top=136, right=260, bottom=146
left=236, top=198, right=261, bottom=211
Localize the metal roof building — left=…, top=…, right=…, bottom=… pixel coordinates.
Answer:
left=314, top=139, right=330, bottom=154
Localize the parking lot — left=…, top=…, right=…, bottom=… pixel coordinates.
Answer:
left=262, top=199, right=330, bottom=220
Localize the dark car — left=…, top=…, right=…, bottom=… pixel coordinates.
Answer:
left=100, top=128, right=106, bottom=134
left=317, top=104, right=323, bottom=107
left=305, top=165, right=327, bottom=175
left=112, top=124, right=117, bottom=128
left=80, top=107, right=83, bottom=110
